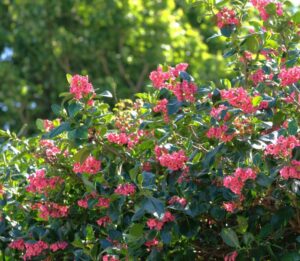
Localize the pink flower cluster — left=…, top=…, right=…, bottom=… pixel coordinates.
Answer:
left=77, top=193, right=110, bottom=209
left=171, top=81, right=197, bottom=103
left=224, top=251, right=238, bottom=261
left=144, top=238, right=159, bottom=249
left=206, top=125, right=234, bottom=142
left=153, top=99, right=169, bottom=123
left=39, top=139, right=61, bottom=160
left=265, top=135, right=300, bottom=158
left=70, top=74, right=94, bottom=100
left=260, top=48, right=278, bottom=60
left=210, top=105, right=229, bottom=121
left=107, top=131, right=145, bottom=149
left=43, top=120, right=54, bottom=132
left=280, top=160, right=300, bottom=180
left=142, top=162, right=152, bottom=172
left=26, top=169, right=63, bottom=194
left=278, top=66, right=300, bottom=86
left=149, top=66, right=171, bottom=89
left=49, top=241, right=68, bottom=252
left=73, top=155, right=101, bottom=174
left=155, top=146, right=188, bottom=171
left=223, top=201, right=239, bottom=213
left=149, top=63, right=197, bottom=102
left=220, top=87, right=256, bottom=113
left=250, top=0, right=283, bottom=21
left=216, top=7, right=239, bottom=28
left=250, top=69, right=273, bottom=85
left=223, top=168, right=257, bottom=195
left=97, top=216, right=112, bottom=227
left=23, top=240, right=48, bottom=260
left=107, top=132, right=128, bottom=145
left=9, top=239, right=25, bottom=250
left=168, top=196, right=187, bottom=207
left=33, top=202, right=69, bottom=220
left=114, top=183, right=136, bottom=196
left=259, top=100, right=269, bottom=110
left=239, top=51, right=253, bottom=63
left=103, top=254, right=119, bottom=261
left=147, top=211, right=175, bottom=231
left=284, top=91, right=300, bottom=104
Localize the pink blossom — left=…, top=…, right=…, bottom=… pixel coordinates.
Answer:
left=107, top=133, right=128, bottom=145
left=153, top=99, right=169, bottom=123
left=70, top=74, right=94, bottom=100
left=250, top=69, right=273, bottom=85
left=73, top=155, right=101, bottom=174
left=77, top=199, right=89, bottom=208
left=97, top=216, right=112, bottom=227
left=280, top=160, right=300, bottom=180
left=260, top=49, right=278, bottom=60
left=259, top=101, right=269, bottom=109
left=235, top=167, right=257, bottom=182
left=168, top=196, right=187, bottom=207
left=171, top=80, right=197, bottom=103
left=216, top=8, right=239, bottom=28
left=49, top=241, right=68, bottom=252
left=144, top=238, right=159, bottom=248
left=265, top=135, right=300, bottom=158
left=250, top=0, right=283, bottom=21
left=39, top=139, right=55, bottom=147
left=114, top=183, right=136, bottom=196
left=78, top=194, right=110, bottom=209
left=142, top=162, right=152, bottom=172
left=33, top=202, right=69, bottom=220
left=96, top=197, right=110, bottom=208
left=239, top=51, right=253, bottom=63
left=223, top=168, right=257, bottom=195
left=162, top=211, right=175, bottom=223
left=206, top=125, right=234, bottom=142
left=8, top=239, right=25, bottom=250
left=26, top=169, right=63, bottom=194
left=210, top=105, right=229, bottom=120
left=39, top=140, right=61, bottom=161
left=221, top=87, right=257, bottom=113
left=23, top=240, right=48, bottom=260
left=223, top=202, right=238, bottom=213
left=278, top=66, right=300, bottom=86
left=224, top=251, right=238, bottom=261
left=43, top=120, right=54, bottom=132
left=155, top=147, right=188, bottom=171
left=149, top=66, right=170, bottom=89
left=147, top=218, right=164, bottom=230
left=102, top=255, right=119, bottom=261
left=169, top=63, right=189, bottom=77
left=223, top=175, right=244, bottom=195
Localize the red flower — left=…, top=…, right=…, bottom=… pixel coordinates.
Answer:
left=114, top=183, right=136, bottom=196
left=73, top=155, right=101, bottom=174
left=97, top=216, right=112, bottom=227
left=216, top=8, right=239, bottom=28
left=70, top=74, right=94, bottom=100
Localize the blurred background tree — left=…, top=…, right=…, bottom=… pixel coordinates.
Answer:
left=0, top=0, right=228, bottom=134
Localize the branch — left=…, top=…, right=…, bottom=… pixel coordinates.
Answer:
left=135, top=63, right=149, bottom=92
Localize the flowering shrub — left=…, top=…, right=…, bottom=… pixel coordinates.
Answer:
left=0, top=1, right=300, bottom=260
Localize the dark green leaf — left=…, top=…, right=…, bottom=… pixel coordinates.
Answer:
left=43, top=122, right=71, bottom=139
left=68, top=102, right=83, bottom=118
left=220, top=228, right=240, bottom=248
left=220, top=24, right=236, bottom=37
left=51, top=104, right=61, bottom=115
